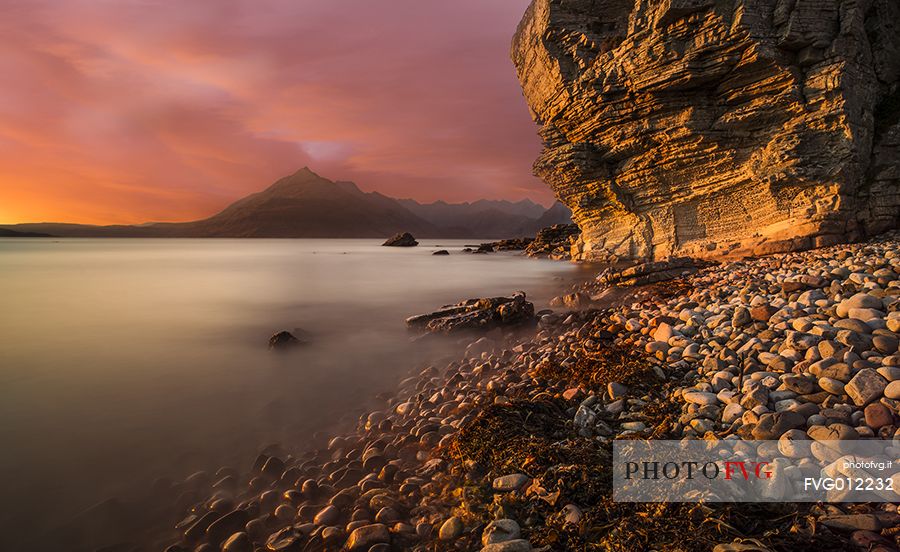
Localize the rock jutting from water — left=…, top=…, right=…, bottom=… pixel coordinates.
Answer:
left=268, top=331, right=303, bottom=350
left=465, top=238, right=534, bottom=254
left=523, top=223, right=580, bottom=260
left=405, top=292, right=535, bottom=334
left=382, top=233, right=418, bottom=247
left=462, top=225, right=580, bottom=260
left=511, top=0, right=900, bottom=263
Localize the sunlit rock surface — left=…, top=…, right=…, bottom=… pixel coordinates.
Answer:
left=512, top=0, right=900, bottom=262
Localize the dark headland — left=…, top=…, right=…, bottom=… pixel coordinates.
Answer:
left=0, top=228, right=53, bottom=237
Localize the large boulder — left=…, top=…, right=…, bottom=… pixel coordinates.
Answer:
left=406, top=292, right=535, bottom=334
left=525, top=224, right=581, bottom=259
left=597, top=257, right=705, bottom=287
left=382, top=232, right=418, bottom=247
left=512, top=0, right=900, bottom=263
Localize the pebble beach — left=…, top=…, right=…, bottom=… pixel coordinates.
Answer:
left=159, top=231, right=900, bottom=552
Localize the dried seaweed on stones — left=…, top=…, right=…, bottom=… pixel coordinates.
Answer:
left=533, top=344, right=659, bottom=392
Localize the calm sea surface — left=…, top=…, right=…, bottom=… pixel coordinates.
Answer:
left=0, top=238, right=581, bottom=548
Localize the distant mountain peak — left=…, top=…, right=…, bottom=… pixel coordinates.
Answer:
left=260, top=167, right=336, bottom=197
left=279, top=166, right=319, bottom=182
left=1, top=168, right=570, bottom=240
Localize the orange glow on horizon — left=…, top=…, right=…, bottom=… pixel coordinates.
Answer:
left=0, top=0, right=551, bottom=226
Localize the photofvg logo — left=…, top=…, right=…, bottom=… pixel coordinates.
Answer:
left=613, top=440, right=900, bottom=502
left=624, top=458, right=773, bottom=481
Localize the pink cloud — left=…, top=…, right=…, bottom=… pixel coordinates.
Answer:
left=0, top=0, right=548, bottom=224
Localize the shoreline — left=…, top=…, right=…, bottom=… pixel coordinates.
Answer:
left=156, top=231, right=899, bottom=552
left=0, top=238, right=581, bottom=552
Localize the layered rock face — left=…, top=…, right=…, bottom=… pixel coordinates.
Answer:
left=512, top=0, right=900, bottom=262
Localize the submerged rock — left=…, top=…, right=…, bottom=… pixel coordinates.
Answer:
left=433, top=249, right=450, bottom=255
left=406, top=292, right=535, bottom=334
left=268, top=331, right=302, bottom=350
left=382, top=232, right=418, bottom=247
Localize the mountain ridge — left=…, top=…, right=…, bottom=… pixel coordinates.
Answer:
left=1, top=168, right=571, bottom=239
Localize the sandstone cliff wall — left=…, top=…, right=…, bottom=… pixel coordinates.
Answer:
left=512, top=0, right=900, bottom=262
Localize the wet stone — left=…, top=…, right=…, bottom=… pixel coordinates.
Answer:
left=261, top=456, right=285, bottom=479
left=345, top=524, right=390, bottom=552
left=184, top=512, right=219, bottom=542
left=222, top=532, right=252, bottom=552
left=374, top=507, right=400, bottom=524
left=314, top=505, right=340, bottom=526
left=266, top=527, right=304, bottom=552
left=206, top=510, right=250, bottom=548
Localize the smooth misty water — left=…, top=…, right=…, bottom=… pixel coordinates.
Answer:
left=0, top=238, right=581, bottom=548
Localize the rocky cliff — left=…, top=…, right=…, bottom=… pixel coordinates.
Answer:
left=512, top=0, right=900, bottom=262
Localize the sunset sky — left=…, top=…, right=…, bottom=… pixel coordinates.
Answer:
left=0, top=0, right=549, bottom=225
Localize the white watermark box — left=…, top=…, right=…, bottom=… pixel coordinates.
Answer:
left=613, top=439, right=900, bottom=502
